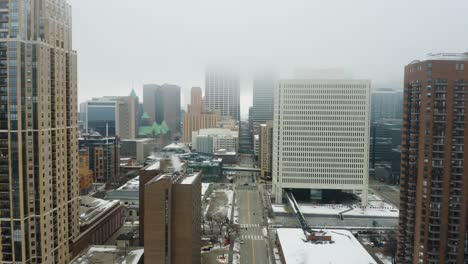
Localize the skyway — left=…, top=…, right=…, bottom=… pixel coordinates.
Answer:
left=222, top=166, right=261, bottom=172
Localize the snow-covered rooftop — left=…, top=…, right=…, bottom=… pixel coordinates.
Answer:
left=79, top=197, right=120, bottom=226
left=145, top=160, right=161, bottom=171
left=70, top=246, right=144, bottom=264
left=116, top=176, right=140, bottom=191
left=272, top=194, right=399, bottom=218
left=277, top=228, right=377, bottom=264
left=180, top=173, right=199, bottom=185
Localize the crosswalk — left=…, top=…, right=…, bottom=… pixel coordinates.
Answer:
left=240, top=224, right=260, bottom=228
left=241, top=235, right=264, bottom=240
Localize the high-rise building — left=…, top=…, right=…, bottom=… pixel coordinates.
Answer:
left=118, top=90, right=139, bottom=139
left=0, top=1, right=80, bottom=262
left=140, top=160, right=201, bottom=263
left=371, top=88, right=403, bottom=122
left=79, top=148, right=94, bottom=195
left=156, top=84, right=181, bottom=133
left=84, top=93, right=138, bottom=139
left=272, top=79, right=371, bottom=206
left=204, top=65, right=240, bottom=121
left=183, top=87, right=221, bottom=143
left=143, top=84, right=158, bottom=122
left=85, top=98, right=118, bottom=136
left=398, top=53, right=468, bottom=264
left=259, top=122, right=273, bottom=178
left=79, top=135, right=120, bottom=184
left=252, top=71, right=275, bottom=128
left=143, top=84, right=181, bottom=134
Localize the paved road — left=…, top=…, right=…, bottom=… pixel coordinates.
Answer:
left=369, top=179, right=400, bottom=209
left=238, top=185, right=269, bottom=264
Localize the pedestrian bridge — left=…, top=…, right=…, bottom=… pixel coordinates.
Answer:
left=222, top=166, right=261, bottom=172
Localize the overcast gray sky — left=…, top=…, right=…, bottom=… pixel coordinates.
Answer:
left=71, top=0, right=468, bottom=118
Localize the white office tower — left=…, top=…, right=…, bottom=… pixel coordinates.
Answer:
left=272, top=79, right=371, bottom=206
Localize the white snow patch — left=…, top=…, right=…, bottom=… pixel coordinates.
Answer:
left=375, top=252, right=393, bottom=264
left=272, top=197, right=399, bottom=218
left=277, top=228, right=377, bottom=264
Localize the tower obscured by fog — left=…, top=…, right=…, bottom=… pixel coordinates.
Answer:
left=204, top=65, right=240, bottom=121
left=251, top=71, right=276, bottom=129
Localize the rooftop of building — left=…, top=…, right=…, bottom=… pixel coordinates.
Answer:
left=116, top=176, right=140, bottom=191
left=120, top=138, right=154, bottom=143
left=197, top=128, right=238, bottom=136
left=70, top=245, right=144, bottom=264
left=214, top=149, right=237, bottom=155
left=409, top=52, right=468, bottom=64
left=277, top=228, right=376, bottom=264
left=162, top=142, right=191, bottom=154
left=79, top=196, right=120, bottom=226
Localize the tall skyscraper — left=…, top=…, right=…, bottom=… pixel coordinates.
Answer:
left=204, top=65, right=240, bottom=121
left=183, top=87, right=220, bottom=143
left=371, top=88, right=403, bottom=122
left=272, top=79, right=371, bottom=206
left=143, top=84, right=158, bottom=122
left=252, top=71, right=275, bottom=128
left=143, top=84, right=181, bottom=134
left=117, top=91, right=139, bottom=139
left=398, top=53, right=468, bottom=264
left=0, top=1, right=79, bottom=263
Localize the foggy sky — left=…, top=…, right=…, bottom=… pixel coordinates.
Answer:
left=71, top=0, right=468, bottom=118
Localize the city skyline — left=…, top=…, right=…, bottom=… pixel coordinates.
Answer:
left=70, top=0, right=468, bottom=118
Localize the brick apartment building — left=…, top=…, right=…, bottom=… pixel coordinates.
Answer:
left=398, top=53, right=468, bottom=263
left=140, top=159, right=201, bottom=263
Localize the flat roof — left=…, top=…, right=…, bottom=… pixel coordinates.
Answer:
left=180, top=172, right=200, bottom=185
left=71, top=246, right=144, bottom=264
left=277, top=228, right=376, bottom=264
left=116, top=176, right=139, bottom=191
left=144, top=160, right=161, bottom=171
left=79, top=196, right=120, bottom=226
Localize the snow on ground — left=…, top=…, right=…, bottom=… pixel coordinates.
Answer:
left=272, top=193, right=398, bottom=218
left=202, top=183, right=211, bottom=199
left=375, top=252, right=393, bottom=264
left=277, top=228, right=377, bottom=264
left=223, top=189, right=234, bottom=221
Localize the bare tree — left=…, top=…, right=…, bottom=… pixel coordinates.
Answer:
left=206, top=214, right=215, bottom=234
left=385, top=230, right=398, bottom=264
left=226, top=224, right=239, bottom=242
left=213, top=213, right=228, bottom=235
left=201, top=211, right=206, bottom=235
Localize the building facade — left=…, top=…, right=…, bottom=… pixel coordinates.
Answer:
left=183, top=87, right=221, bottom=143
left=259, top=122, right=273, bottom=178
left=204, top=65, right=240, bottom=121
left=192, top=128, right=239, bottom=153
left=79, top=148, right=94, bottom=194
left=79, top=136, right=120, bottom=184
left=143, top=84, right=181, bottom=134
left=116, top=91, right=139, bottom=139
left=0, top=0, right=80, bottom=262
left=143, top=166, right=201, bottom=264
left=143, top=84, right=158, bottom=122
left=371, top=88, right=403, bottom=123
left=84, top=94, right=138, bottom=139
left=397, top=53, right=468, bottom=264
left=272, top=79, right=371, bottom=206
left=251, top=71, right=275, bottom=128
